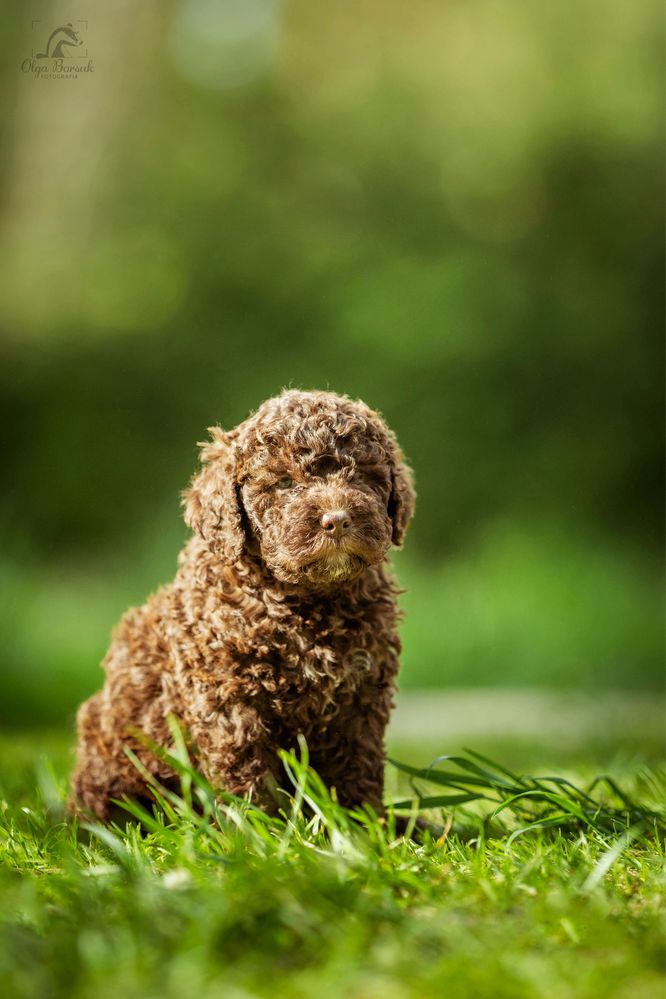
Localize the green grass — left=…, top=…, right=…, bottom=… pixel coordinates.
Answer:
left=1, top=731, right=664, bottom=999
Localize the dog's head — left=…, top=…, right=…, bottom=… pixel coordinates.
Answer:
left=183, top=389, right=415, bottom=589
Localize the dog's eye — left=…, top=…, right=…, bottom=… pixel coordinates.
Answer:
left=275, top=476, right=295, bottom=490
left=357, top=466, right=390, bottom=489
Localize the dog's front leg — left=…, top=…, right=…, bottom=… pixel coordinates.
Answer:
left=185, top=700, right=283, bottom=812
left=310, top=680, right=395, bottom=816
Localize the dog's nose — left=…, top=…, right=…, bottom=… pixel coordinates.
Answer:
left=320, top=510, right=352, bottom=537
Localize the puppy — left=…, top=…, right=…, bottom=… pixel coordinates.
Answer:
left=71, top=389, right=415, bottom=819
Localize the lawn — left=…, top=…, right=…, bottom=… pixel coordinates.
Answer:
left=0, top=727, right=664, bottom=999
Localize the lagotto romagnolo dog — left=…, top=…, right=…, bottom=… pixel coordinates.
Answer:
left=70, top=389, right=415, bottom=819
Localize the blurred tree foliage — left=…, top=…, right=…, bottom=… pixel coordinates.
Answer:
left=0, top=1, right=662, bottom=562
left=0, top=1, right=662, bottom=715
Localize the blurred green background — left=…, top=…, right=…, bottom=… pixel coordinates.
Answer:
left=0, top=1, right=663, bottom=729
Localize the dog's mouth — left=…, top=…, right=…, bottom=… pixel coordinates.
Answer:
left=297, top=551, right=367, bottom=585
left=311, top=550, right=366, bottom=578
left=265, top=526, right=390, bottom=588
left=290, top=536, right=370, bottom=581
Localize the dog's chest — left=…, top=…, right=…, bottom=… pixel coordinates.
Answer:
left=175, top=575, right=396, bottom=727
left=238, top=605, right=384, bottom=723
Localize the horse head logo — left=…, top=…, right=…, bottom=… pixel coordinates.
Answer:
left=36, top=23, right=83, bottom=59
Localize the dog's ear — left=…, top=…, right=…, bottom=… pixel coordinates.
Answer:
left=387, top=440, right=416, bottom=548
left=358, top=402, right=416, bottom=548
left=182, top=427, right=246, bottom=563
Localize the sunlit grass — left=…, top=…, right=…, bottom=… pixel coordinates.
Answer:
left=391, top=749, right=665, bottom=842
left=0, top=732, right=664, bottom=999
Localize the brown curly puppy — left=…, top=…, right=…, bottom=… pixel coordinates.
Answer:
left=70, top=389, right=415, bottom=819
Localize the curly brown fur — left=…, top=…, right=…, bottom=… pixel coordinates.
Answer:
left=70, top=389, right=415, bottom=820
